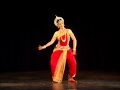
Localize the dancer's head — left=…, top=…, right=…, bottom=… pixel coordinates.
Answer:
left=54, top=15, right=65, bottom=29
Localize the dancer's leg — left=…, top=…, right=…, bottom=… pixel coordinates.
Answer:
left=67, top=49, right=77, bottom=82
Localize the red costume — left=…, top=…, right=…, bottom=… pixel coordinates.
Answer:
left=50, top=33, right=77, bottom=82
left=39, top=15, right=77, bottom=83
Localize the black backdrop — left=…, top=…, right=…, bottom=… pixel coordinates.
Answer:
left=1, top=4, right=117, bottom=72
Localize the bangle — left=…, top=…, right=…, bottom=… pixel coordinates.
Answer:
left=73, top=49, right=76, bottom=50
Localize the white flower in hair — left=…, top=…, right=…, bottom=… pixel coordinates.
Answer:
left=54, top=15, right=64, bottom=26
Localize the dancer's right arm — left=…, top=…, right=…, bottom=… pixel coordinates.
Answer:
left=41, top=32, right=57, bottom=49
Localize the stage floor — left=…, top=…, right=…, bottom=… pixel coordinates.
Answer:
left=0, top=70, right=120, bottom=90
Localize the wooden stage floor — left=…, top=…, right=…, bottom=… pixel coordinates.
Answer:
left=0, top=70, right=120, bottom=90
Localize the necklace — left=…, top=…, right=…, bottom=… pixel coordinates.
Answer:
left=61, top=33, right=66, bottom=42
left=59, top=29, right=66, bottom=42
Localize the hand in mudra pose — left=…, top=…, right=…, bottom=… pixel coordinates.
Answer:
left=73, top=50, right=77, bottom=56
left=38, top=45, right=43, bottom=50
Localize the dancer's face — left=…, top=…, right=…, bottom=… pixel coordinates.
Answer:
left=57, top=20, right=64, bottom=29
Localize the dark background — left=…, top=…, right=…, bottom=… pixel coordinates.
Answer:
left=1, top=3, right=117, bottom=72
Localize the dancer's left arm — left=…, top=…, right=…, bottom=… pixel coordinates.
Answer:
left=68, top=29, right=77, bottom=55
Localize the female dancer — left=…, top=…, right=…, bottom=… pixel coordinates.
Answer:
left=38, top=15, right=77, bottom=83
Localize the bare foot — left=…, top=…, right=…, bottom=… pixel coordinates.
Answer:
left=68, top=78, right=77, bottom=83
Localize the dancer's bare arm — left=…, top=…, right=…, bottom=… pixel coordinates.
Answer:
left=68, top=29, right=77, bottom=51
left=42, top=32, right=57, bottom=49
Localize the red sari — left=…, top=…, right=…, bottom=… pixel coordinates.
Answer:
left=50, top=33, right=77, bottom=82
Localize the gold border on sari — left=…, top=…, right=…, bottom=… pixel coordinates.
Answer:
left=52, top=49, right=67, bottom=82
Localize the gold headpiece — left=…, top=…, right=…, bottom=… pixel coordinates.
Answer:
left=54, top=15, right=64, bottom=26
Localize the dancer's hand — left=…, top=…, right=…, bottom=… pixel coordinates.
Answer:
left=73, top=50, right=77, bottom=56
left=38, top=45, right=43, bottom=50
